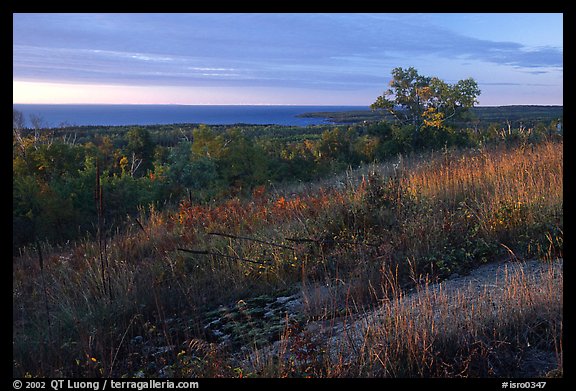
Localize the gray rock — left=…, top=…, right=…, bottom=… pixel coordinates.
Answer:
left=263, top=310, right=276, bottom=319
left=158, top=365, right=173, bottom=378
left=204, top=319, right=221, bottom=329
left=151, top=345, right=175, bottom=358
left=285, top=299, right=303, bottom=313
left=276, top=296, right=292, bottom=304
left=133, top=370, right=145, bottom=378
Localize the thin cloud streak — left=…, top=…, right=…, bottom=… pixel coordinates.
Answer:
left=13, top=13, right=562, bottom=105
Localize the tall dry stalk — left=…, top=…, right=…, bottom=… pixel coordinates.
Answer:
left=95, top=159, right=112, bottom=301
left=36, top=241, right=52, bottom=339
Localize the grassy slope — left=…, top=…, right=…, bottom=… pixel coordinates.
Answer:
left=247, top=258, right=562, bottom=377
left=13, top=140, right=563, bottom=378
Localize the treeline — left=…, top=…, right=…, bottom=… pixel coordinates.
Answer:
left=300, top=105, right=564, bottom=126
left=13, top=112, right=562, bottom=250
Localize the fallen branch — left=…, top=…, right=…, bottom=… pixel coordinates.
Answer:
left=285, top=237, right=379, bottom=248
left=177, top=248, right=272, bottom=266
left=207, top=231, right=295, bottom=250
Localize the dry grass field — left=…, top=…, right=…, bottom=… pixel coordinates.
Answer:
left=13, top=140, right=562, bottom=378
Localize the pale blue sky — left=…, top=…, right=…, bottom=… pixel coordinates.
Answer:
left=13, top=13, right=563, bottom=105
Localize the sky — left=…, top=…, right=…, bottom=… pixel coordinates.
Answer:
left=13, top=13, right=563, bottom=106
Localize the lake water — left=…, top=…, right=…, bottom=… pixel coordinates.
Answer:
left=13, top=104, right=367, bottom=128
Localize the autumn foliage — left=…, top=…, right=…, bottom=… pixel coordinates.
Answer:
left=177, top=186, right=346, bottom=241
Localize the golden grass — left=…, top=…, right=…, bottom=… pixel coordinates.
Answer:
left=12, top=140, right=563, bottom=377
left=356, top=259, right=562, bottom=377
left=407, top=142, right=563, bottom=234
left=246, top=259, right=562, bottom=378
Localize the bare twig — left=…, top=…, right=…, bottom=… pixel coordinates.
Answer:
left=500, top=243, right=521, bottom=262
left=134, top=218, right=147, bottom=236
left=207, top=231, right=295, bottom=250
left=95, top=160, right=112, bottom=301
left=36, top=241, right=51, bottom=333
left=177, top=248, right=272, bottom=266
left=109, top=314, right=140, bottom=377
left=285, top=237, right=379, bottom=248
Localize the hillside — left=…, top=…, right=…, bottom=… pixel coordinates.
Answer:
left=246, top=258, right=562, bottom=377
left=13, top=137, right=563, bottom=378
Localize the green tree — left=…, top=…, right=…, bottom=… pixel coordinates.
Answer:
left=191, top=124, right=224, bottom=159
left=371, top=67, right=481, bottom=132
left=318, top=128, right=353, bottom=161
left=218, top=128, right=269, bottom=192
left=353, top=135, right=379, bottom=162
left=167, top=141, right=219, bottom=200
left=125, top=127, right=155, bottom=176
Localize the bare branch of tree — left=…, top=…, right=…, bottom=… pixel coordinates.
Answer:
left=207, top=231, right=295, bottom=250
left=285, top=237, right=379, bottom=248
left=177, top=248, right=273, bottom=266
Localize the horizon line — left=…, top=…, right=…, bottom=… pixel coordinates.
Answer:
left=13, top=103, right=564, bottom=107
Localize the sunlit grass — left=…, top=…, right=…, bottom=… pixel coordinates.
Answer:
left=13, top=140, right=563, bottom=377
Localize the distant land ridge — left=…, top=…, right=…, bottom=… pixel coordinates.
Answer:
left=298, top=105, right=563, bottom=124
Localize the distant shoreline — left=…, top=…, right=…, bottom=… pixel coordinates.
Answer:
left=298, top=105, right=563, bottom=124
left=13, top=104, right=562, bottom=128
left=12, top=104, right=365, bottom=128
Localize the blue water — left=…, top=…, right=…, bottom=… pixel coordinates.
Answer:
left=12, top=104, right=367, bottom=128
